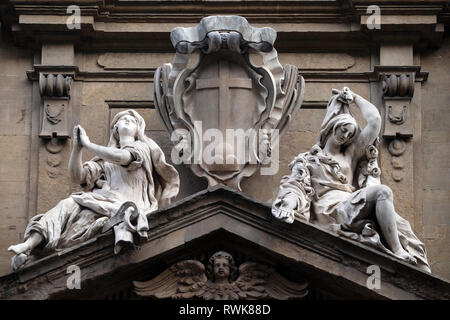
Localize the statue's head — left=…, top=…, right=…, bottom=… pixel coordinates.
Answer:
left=109, top=109, right=147, bottom=147
left=333, top=121, right=357, bottom=146
left=318, top=113, right=359, bottom=149
left=207, top=251, right=237, bottom=283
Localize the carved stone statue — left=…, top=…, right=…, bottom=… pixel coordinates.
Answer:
left=155, top=16, right=304, bottom=190
left=272, top=88, right=431, bottom=273
left=8, top=110, right=180, bottom=270
left=133, top=251, right=308, bottom=300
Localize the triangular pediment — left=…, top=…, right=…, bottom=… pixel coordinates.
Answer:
left=0, top=186, right=448, bottom=300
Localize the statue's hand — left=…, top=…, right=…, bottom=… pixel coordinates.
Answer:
left=339, top=87, right=356, bottom=104
left=77, top=125, right=91, bottom=148
left=73, top=125, right=83, bottom=150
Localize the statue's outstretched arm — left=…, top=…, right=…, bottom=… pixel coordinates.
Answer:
left=353, top=94, right=382, bottom=148
left=77, top=125, right=133, bottom=166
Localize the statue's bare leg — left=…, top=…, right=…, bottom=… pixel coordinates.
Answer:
left=8, top=232, right=44, bottom=255
left=9, top=197, right=79, bottom=255
left=365, top=185, right=417, bottom=264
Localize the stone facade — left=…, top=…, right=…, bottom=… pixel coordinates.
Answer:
left=0, top=0, right=449, bottom=287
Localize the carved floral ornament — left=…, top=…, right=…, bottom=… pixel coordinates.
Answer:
left=133, top=251, right=308, bottom=300
left=155, top=16, right=304, bottom=190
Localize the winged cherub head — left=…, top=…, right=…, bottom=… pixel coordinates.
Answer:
left=207, top=251, right=238, bottom=284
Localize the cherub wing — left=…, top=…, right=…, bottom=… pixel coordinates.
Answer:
left=234, top=262, right=308, bottom=300
left=133, top=260, right=207, bottom=299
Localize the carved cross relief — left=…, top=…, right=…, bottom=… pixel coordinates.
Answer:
left=196, top=60, right=253, bottom=133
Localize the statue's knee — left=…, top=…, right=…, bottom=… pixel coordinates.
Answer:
left=60, top=197, right=77, bottom=208
left=376, top=185, right=393, bottom=201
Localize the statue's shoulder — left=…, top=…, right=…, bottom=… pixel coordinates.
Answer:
left=122, top=140, right=150, bottom=151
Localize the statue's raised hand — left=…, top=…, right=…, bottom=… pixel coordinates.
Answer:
left=76, top=125, right=91, bottom=148
left=73, top=125, right=83, bottom=150
left=338, top=87, right=355, bottom=104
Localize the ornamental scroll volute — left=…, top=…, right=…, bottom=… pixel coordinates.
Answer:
left=155, top=16, right=305, bottom=190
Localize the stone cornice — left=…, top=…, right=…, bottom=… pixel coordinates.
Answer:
left=24, top=64, right=429, bottom=85
left=1, top=0, right=448, bottom=51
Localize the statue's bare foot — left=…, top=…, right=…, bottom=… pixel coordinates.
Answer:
left=8, top=243, right=30, bottom=255
left=394, top=248, right=417, bottom=265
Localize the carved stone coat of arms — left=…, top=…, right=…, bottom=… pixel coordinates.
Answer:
left=155, top=16, right=305, bottom=189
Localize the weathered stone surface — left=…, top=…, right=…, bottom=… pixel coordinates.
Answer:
left=379, top=139, right=415, bottom=227
left=41, top=44, right=74, bottom=66
left=279, top=53, right=357, bottom=71
left=249, top=52, right=369, bottom=72
left=0, top=33, right=33, bottom=276
left=0, top=181, right=28, bottom=275
left=303, top=82, right=369, bottom=102
left=0, top=136, right=30, bottom=182
left=380, top=45, right=413, bottom=66
left=421, top=37, right=450, bottom=280
left=36, top=141, right=72, bottom=215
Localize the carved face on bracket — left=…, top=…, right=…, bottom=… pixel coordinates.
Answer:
left=115, top=114, right=138, bottom=140
left=333, top=122, right=357, bottom=146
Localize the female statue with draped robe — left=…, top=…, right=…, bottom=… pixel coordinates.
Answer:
left=8, top=109, right=179, bottom=270
left=272, top=87, right=430, bottom=273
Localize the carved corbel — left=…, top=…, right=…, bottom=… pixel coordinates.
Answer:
left=381, top=72, right=414, bottom=139
left=380, top=71, right=416, bottom=183
left=39, top=73, right=72, bottom=139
